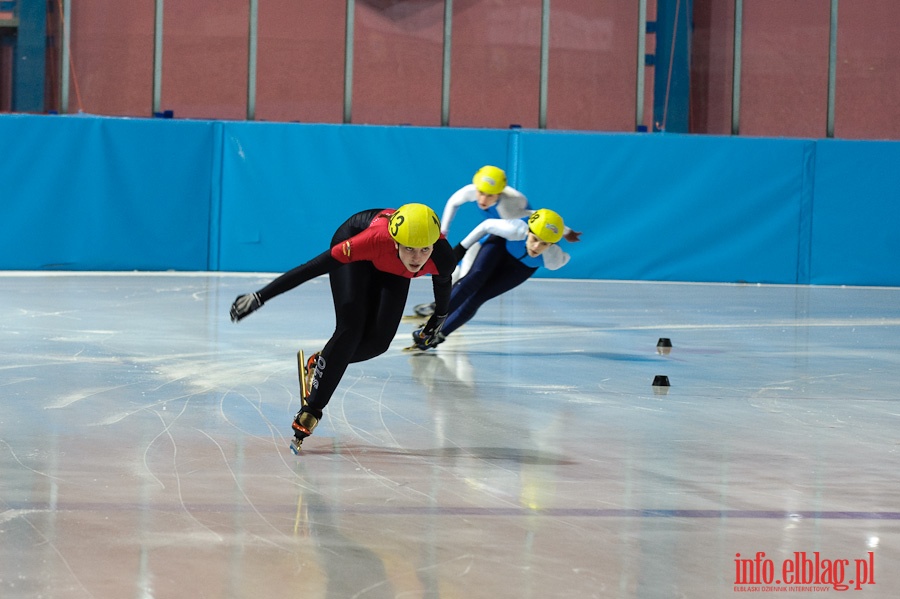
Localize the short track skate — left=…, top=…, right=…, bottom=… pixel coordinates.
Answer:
left=291, top=349, right=316, bottom=454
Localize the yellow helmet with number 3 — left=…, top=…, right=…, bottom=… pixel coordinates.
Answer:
left=389, top=203, right=441, bottom=248
left=472, top=165, right=507, bottom=195
left=528, top=209, right=564, bottom=244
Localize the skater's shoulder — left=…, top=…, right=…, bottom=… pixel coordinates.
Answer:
left=429, top=238, right=457, bottom=275
left=446, top=184, right=479, bottom=203
left=500, top=185, right=526, bottom=199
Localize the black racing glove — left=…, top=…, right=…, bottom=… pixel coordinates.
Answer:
left=452, top=243, right=467, bottom=263
left=230, top=292, right=263, bottom=322
left=412, top=313, right=448, bottom=350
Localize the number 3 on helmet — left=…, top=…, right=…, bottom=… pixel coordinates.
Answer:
left=389, top=204, right=441, bottom=248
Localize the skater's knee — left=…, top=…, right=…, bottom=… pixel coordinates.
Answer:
left=353, top=339, right=391, bottom=362
left=331, top=324, right=366, bottom=350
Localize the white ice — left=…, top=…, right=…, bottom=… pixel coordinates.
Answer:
left=1, top=272, right=899, bottom=598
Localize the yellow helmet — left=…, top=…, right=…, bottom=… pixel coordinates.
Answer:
left=528, top=209, right=564, bottom=244
left=472, top=165, right=507, bottom=195
left=389, top=203, right=441, bottom=248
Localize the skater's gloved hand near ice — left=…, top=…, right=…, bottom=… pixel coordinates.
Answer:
left=412, top=313, right=448, bottom=350
left=230, top=292, right=263, bottom=322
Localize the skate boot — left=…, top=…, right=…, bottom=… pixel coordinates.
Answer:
left=403, top=327, right=446, bottom=352
left=297, top=350, right=320, bottom=402
left=304, top=352, right=320, bottom=401
left=414, top=302, right=436, bottom=317
left=290, top=410, right=320, bottom=455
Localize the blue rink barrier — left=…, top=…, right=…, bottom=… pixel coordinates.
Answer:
left=1, top=115, right=214, bottom=271
left=1, top=114, right=897, bottom=286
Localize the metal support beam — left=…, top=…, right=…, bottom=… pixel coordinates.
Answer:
left=343, top=0, right=355, bottom=124
left=826, top=0, right=838, bottom=138
left=731, top=0, right=743, bottom=135
left=247, top=0, right=258, bottom=120
left=152, top=0, right=164, bottom=115
left=538, top=0, right=550, bottom=129
left=440, top=0, right=452, bottom=126
left=636, top=0, right=647, bottom=130
left=12, top=0, right=46, bottom=111
left=60, top=0, right=71, bottom=113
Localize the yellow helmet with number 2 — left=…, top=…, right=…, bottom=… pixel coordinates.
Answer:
left=389, top=203, right=441, bottom=248
left=528, top=209, right=564, bottom=244
left=472, top=165, right=507, bottom=195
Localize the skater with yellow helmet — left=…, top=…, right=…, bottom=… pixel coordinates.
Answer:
left=409, top=208, right=570, bottom=350
left=230, top=204, right=455, bottom=452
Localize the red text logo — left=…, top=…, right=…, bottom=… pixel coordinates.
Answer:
left=734, top=551, right=875, bottom=592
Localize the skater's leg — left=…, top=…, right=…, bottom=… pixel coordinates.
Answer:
left=443, top=250, right=536, bottom=336
left=417, top=240, right=482, bottom=316
left=451, top=241, right=482, bottom=286
left=350, top=271, right=410, bottom=361
left=302, top=261, right=376, bottom=417
left=442, top=238, right=505, bottom=334
left=292, top=217, right=395, bottom=450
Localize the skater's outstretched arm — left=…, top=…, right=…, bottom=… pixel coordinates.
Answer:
left=458, top=216, right=571, bottom=270
left=458, top=218, right=524, bottom=248
left=439, top=186, right=473, bottom=236
left=257, top=251, right=337, bottom=301
left=229, top=250, right=338, bottom=322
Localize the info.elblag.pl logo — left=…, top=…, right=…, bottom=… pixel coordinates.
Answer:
left=734, top=551, right=876, bottom=592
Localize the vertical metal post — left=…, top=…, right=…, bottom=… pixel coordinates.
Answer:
left=343, top=0, right=355, bottom=124
left=731, top=0, right=743, bottom=135
left=636, top=0, right=647, bottom=130
left=441, top=0, right=453, bottom=126
left=152, top=0, right=164, bottom=115
left=11, top=0, right=46, bottom=111
left=538, top=0, right=550, bottom=129
left=247, top=0, right=258, bottom=120
left=60, top=0, right=71, bottom=113
left=826, top=0, right=838, bottom=138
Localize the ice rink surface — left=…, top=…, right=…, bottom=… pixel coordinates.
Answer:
left=1, top=272, right=899, bottom=598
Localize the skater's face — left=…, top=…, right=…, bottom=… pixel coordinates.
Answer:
left=396, top=243, right=434, bottom=273
left=525, top=232, right=552, bottom=258
left=476, top=191, right=500, bottom=210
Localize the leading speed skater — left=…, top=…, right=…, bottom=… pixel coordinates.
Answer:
left=229, top=204, right=455, bottom=451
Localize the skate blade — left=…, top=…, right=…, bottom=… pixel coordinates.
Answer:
left=297, top=349, right=309, bottom=400
left=413, top=304, right=435, bottom=317
left=402, top=344, right=430, bottom=352
left=401, top=314, right=428, bottom=323
left=290, top=438, right=303, bottom=455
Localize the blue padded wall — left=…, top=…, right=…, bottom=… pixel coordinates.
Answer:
left=1, top=114, right=897, bottom=286
left=216, top=122, right=509, bottom=272
left=1, top=115, right=215, bottom=270
left=809, top=140, right=900, bottom=286
left=514, top=131, right=813, bottom=283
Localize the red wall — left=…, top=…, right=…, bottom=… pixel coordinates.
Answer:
left=42, top=0, right=900, bottom=139
left=692, top=0, right=900, bottom=140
